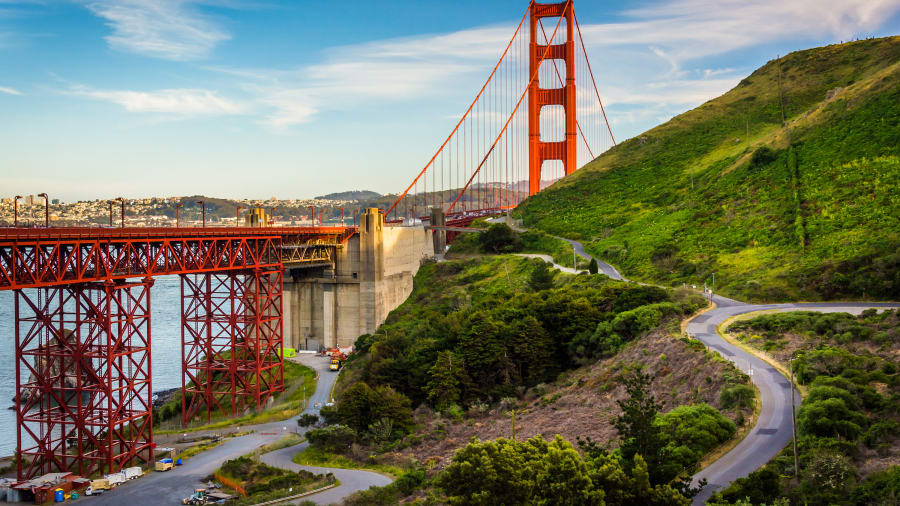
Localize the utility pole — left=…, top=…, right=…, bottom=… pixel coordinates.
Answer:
left=789, top=355, right=800, bottom=478
left=176, top=203, right=184, bottom=227
left=573, top=247, right=577, bottom=271
left=235, top=206, right=242, bottom=227
left=13, top=196, right=22, bottom=227
left=117, top=197, right=125, bottom=228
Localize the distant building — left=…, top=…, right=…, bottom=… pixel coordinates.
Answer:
left=24, top=195, right=35, bottom=205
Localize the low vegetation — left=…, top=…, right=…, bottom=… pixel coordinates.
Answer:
left=713, top=309, right=899, bottom=504
left=155, top=360, right=316, bottom=432
left=214, top=456, right=335, bottom=505
left=309, top=256, right=754, bottom=502
left=516, top=37, right=900, bottom=302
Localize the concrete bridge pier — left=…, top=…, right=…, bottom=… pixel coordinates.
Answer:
left=283, top=208, right=435, bottom=351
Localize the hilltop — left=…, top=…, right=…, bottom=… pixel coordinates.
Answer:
left=516, top=36, right=900, bottom=302
left=316, top=190, right=382, bottom=201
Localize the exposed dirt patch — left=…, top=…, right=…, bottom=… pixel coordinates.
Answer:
left=384, top=327, right=751, bottom=468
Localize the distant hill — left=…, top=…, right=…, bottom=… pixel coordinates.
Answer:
left=516, top=36, right=900, bottom=302
left=316, top=190, right=381, bottom=201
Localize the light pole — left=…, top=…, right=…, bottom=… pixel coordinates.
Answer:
left=37, top=193, right=49, bottom=227
left=175, top=203, right=184, bottom=227
left=117, top=198, right=125, bottom=228
left=307, top=206, right=314, bottom=226
left=338, top=207, right=344, bottom=227
left=13, top=195, right=22, bottom=227
left=109, top=201, right=114, bottom=227
left=235, top=206, right=242, bottom=227
left=269, top=207, right=277, bottom=226
left=789, top=354, right=800, bottom=478
left=196, top=200, right=205, bottom=228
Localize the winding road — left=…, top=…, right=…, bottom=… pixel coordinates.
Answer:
left=89, top=354, right=391, bottom=505
left=523, top=237, right=898, bottom=504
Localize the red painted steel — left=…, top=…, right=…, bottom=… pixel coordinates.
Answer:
left=181, top=269, right=284, bottom=426
left=0, top=226, right=355, bottom=291
left=529, top=0, right=575, bottom=196
left=15, top=279, right=154, bottom=479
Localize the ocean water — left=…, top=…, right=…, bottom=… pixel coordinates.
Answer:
left=0, top=275, right=185, bottom=457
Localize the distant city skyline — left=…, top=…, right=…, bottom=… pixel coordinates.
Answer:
left=2, top=0, right=899, bottom=201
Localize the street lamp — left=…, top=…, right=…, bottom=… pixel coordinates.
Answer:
left=175, top=203, right=184, bottom=227
left=235, top=206, right=242, bottom=228
left=117, top=197, right=125, bottom=228
left=338, top=207, right=344, bottom=227
left=307, top=206, right=315, bottom=226
left=196, top=200, right=206, bottom=228
left=13, top=195, right=22, bottom=227
left=109, top=201, right=114, bottom=227
left=37, top=193, right=49, bottom=227
left=269, top=207, right=277, bottom=226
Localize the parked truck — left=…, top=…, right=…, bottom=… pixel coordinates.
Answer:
left=85, top=478, right=111, bottom=496
left=124, top=466, right=142, bottom=480
left=155, top=459, right=174, bottom=472
left=105, top=472, right=126, bottom=487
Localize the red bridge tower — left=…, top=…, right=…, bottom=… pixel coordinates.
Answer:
left=528, top=0, right=576, bottom=196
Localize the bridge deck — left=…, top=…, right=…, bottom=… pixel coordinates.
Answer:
left=0, top=226, right=357, bottom=290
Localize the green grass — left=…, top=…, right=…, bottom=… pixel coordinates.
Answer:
left=291, top=445, right=404, bottom=478
left=515, top=37, right=900, bottom=302
left=157, top=361, right=317, bottom=433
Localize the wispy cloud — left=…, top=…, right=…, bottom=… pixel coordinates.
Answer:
left=68, top=85, right=245, bottom=115
left=81, top=0, right=229, bottom=61
left=0, top=85, right=22, bottom=95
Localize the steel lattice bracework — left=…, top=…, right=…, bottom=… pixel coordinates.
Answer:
left=14, top=279, right=154, bottom=480
left=181, top=270, right=284, bottom=425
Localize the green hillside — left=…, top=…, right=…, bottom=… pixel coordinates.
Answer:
left=516, top=37, right=900, bottom=302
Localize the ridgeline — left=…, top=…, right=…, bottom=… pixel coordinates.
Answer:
left=516, top=36, right=900, bottom=302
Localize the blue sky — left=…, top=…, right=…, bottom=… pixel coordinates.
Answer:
left=2, top=0, right=899, bottom=201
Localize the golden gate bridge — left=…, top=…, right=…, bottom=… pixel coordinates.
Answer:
left=0, top=0, right=613, bottom=480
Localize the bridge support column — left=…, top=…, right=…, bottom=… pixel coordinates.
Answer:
left=14, top=280, right=154, bottom=479
left=430, top=207, right=447, bottom=254
left=180, top=270, right=284, bottom=426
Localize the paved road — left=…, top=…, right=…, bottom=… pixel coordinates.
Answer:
left=526, top=237, right=898, bottom=504
left=90, top=354, right=391, bottom=505
left=687, top=299, right=899, bottom=504
left=260, top=443, right=392, bottom=505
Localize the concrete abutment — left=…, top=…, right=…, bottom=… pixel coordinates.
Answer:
left=283, top=208, right=435, bottom=350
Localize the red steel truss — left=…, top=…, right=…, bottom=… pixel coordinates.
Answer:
left=0, top=226, right=356, bottom=290
left=14, top=279, right=154, bottom=479
left=181, top=269, right=284, bottom=425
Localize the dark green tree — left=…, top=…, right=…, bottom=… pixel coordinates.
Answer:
left=614, top=370, right=667, bottom=482
left=529, top=261, right=555, bottom=291
left=478, top=223, right=523, bottom=254
left=588, top=258, right=599, bottom=274
left=297, top=413, right=319, bottom=428
left=426, top=351, right=465, bottom=409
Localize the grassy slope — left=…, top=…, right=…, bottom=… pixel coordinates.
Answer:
left=516, top=37, right=900, bottom=302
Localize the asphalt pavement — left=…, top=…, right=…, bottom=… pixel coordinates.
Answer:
left=525, top=237, right=898, bottom=504
left=687, top=300, right=899, bottom=504
left=88, top=353, right=391, bottom=505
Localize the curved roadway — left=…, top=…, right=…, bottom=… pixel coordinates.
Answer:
left=89, top=354, right=391, bottom=505
left=524, top=240, right=897, bottom=504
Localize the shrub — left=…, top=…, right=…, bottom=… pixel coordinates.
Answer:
left=297, top=413, right=319, bottom=428
left=749, top=146, right=778, bottom=169
left=305, top=425, right=356, bottom=452
left=478, top=223, right=523, bottom=254
left=588, top=258, right=599, bottom=274
left=528, top=261, right=555, bottom=291
left=719, top=384, right=756, bottom=410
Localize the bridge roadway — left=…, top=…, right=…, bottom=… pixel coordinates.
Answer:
left=522, top=238, right=898, bottom=504
left=88, top=352, right=391, bottom=505
left=0, top=225, right=355, bottom=290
